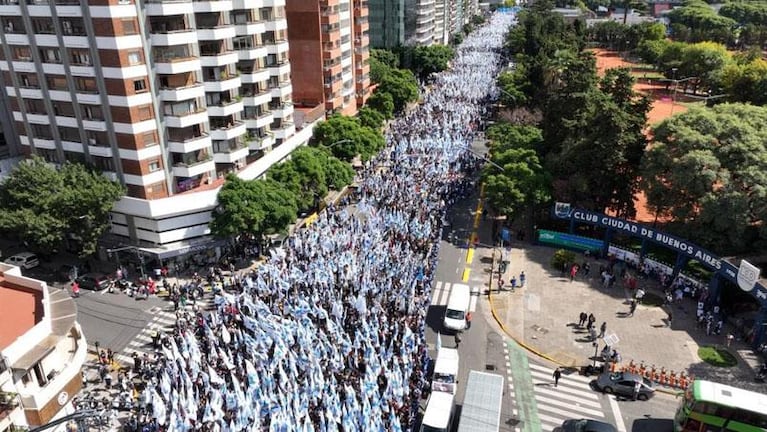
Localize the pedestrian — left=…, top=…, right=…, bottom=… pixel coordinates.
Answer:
left=519, top=271, right=525, bottom=287
left=578, top=312, right=587, bottom=327
left=454, top=333, right=462, bottom=348
left=667, top=310, right=673, bottom=327
left=99, top=350, right=107, bottom=365
left=570, top=264, right=578, bottom=282
left=98, top=364, right=107, bottom=382
left=104, top=371, right=112, bottom=389
left=553, top=367, right=562, bottom=387
left=510, top=276, right=517, bottom=290
left=629, top=299, right=637, bottom=316
left=726, top=333, right=734, bottom=347
left=465, top=312, right=472, bottom=330
left=636, top=288, right=645, bottom=304
left=587, top=313, right=596, bottom=329
left=632, top=380, right=641, bottom=401
left=599, top=322, right=607, bottom=338
left=71, top=281, right=80, bottom=298
left=107, top=348, right=114, bottom=365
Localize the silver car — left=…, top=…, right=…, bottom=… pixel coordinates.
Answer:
left=594, top=371, right=655, bottom=400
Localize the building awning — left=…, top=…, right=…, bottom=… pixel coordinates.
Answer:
left=12, top=335, right=59, bottom=370
left=140, top=237, right=228, bottom=261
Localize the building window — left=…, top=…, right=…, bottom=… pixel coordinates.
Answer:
left=59, top=126, right=82, bottom=142
left=142, top=131, right=157, bottom=147
left=138, top=106, right=152, bottom=120
left=18, top=73, right=39, bottom=88
left=75, top=77, right=97, bottom=93
left=47, top=76, right=68, bottom=90
left=53, top=101, right=76, bottom=117
left=92, top=156, right=115, bottom=172
left=148, top=160, right=161, bottom=172
left=31, top=124, right=53, bottom=140
left=32, top=18, right=54, bottom=34
left=40, top=48, right=62, bottom=63
left=12, top=46, right=31, bottom=61
left=24, top=99, right=45, bottom=114
left=61, top=18, right=86, bottom=36
left=69, top=49, right=90, bottom=66
left=82, top=105, right=103, bottom=120
left=121, top=19, right=137, bottom=35
left=133, top=79, right=147, bottom=92
left=127, top=51, right=142, bottom=65
left=87, top=130, right=108, bottom=146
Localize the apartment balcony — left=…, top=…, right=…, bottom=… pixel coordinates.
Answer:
left=324, top=62, right=342, bottom=76
left=192, top=0, right=232, bottom=13
left=203, top=75, right=241, bottom=92
left=354, top=20, right=369, bottom=33
left=237, top=45, right=268, bottom=61
left=247, top=133, right=273, bottom=150
left=200, top=51, right=239, bottom=67
left=271, top=122, right=294, bottom=140
left=150, top=29, right=197, bottom=46
left=155, top=56, right=201, bottom=75
left=210, top=121, right=246, bottom=140
left=0, top=3, right=21, bottom=14
left=324, top=78, right=342, bottom=94
left=242, top=90, right=271, bottom=107
left=320, top=12, right=339, bottom=25
left=354, top=48, right=369, bottom=63
left=145, top=0, right=193, bottom=15
left=197, top=25, right=236, bottom=41
left=262, top=0, right=285, bottom=6
left=323, top=46, right=342, bottom=60
left=271, top=102, right=293, bottom=119
left=268, top=62, right=290, bottom=76
left=164, top=108, right=208, bottom=128
left=167, top=133, right=212, bottom=153
left=206, top=100, right=243, bottom=117
left=264, top=19, right=287, bottom=32
left=240, top=68, right=270, bottom=84
left=213, top=141, right=249, bottom=163
left=270, top=82, right=292, bottom=98
left=159, top=82, right=205, bottom=101
left=265, top=40, right=289, bottom=55
left=353, top=34, right=369, bottom=47
left=235, top=21, right=266, bottom=35
left=172, top=158, right=214, bottom=178
left=0, top=392, right=21, bottom=432
left=5, top=34, right=28, bottom=45
left=244, top=111, right=273, bottom=129
left=353, top=4, right=368, bottom=17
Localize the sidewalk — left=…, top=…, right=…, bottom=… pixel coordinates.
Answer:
left=473, top=224, right=766, bottom=393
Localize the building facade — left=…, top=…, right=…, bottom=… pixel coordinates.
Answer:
left=0, top=0, right=318, bottom=253
left=368, top=0, right=436, bottom=48
left=286, top=0, right=371, bottom=117
left=0, top=263, right=87, bottom=431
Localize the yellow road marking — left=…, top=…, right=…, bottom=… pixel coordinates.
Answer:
left=462, top=268, right=471, bottom=281
left=466, top=248, right=475, bottom=264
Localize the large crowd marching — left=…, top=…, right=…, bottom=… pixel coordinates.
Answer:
left=125, top=12, right=516, bottom=432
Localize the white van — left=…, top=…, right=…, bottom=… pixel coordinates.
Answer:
left=432, top=347, right=459, bottom=394
left=443, top=283, right=471, bottom=332
left=420, top=390, right=455, bottom=432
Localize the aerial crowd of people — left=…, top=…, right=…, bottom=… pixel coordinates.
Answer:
left=118, top=12, right=517, bottom=432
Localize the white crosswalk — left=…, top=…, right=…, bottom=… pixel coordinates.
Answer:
left=525, top=363, right=607, bottom=431
left=114, top=297, right=213, bottom=366
left=430, top=280, right=481, bottom=311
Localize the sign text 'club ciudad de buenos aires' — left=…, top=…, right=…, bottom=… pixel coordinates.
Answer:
left=553, top=203, right=766, bottom=303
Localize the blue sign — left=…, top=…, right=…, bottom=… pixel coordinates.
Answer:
left=554, top=206, right=767, bottom=304
left=501, top=228, right=511, bottom=242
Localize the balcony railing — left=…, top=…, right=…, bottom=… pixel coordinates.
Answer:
left=173, top=154, right=211, bottom=167
left=168, top=132, right=209, bottom=143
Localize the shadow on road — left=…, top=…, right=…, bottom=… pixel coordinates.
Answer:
left=631, top=418, right=674, bottom=432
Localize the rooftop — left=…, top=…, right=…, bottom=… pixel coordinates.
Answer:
left=0, top=275, right=44, bottom=351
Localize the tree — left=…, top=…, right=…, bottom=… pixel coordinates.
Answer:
left=641, top=104, right=767, bottom=253
left=210, top=176, right=297, bottom=239
left=377, top=68, right=419, bottom=112
left=367, top=91, right=395, bottom=119
left=370, top=49, right=400, bottom=69
left=482, top=147, right=550, bottom=220
left=401, top=45, right=456, bottom=79
left=311, top=114, right=385, bottom=162
left=486, top=123, right=543, bottom=152
left=269, top=147, right=328, bottom=211
left=358, top=106, right=385, bottom=130
left=322, top=155, right=355, bottom=191
left=720, top=58, right=767, bottom=105
left=0, top=157, right=125, bottom=257
left=668, top=0, right=736, bottom=44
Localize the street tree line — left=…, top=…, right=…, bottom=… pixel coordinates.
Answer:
left=493, top=1, right=767, bottom=254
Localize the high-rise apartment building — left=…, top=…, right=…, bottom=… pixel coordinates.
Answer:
left=286, top=0, right=372, bottom=116
left=0, top=0, right=319, bottom=254
left=368, top=0, right=435, bottom=48
left=433, top=0, right=449, bottom=44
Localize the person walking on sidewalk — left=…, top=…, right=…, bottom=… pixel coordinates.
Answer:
left=465, top=312, right=473, bottom=330
left=553, top=368, right=562, bottom=387
left=519, top=271, right=526, bottom=287
left=578, top=312, right=587, bottom=328
left=629, top=299, right=637, bottom=316
left=454, top=333, right=462, bottom=348
left=598, top=322, right=607, bottom=338
left=587, top=313, right=596, bottom=330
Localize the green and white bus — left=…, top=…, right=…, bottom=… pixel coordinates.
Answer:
left=675, top=380, right=767, bottom=432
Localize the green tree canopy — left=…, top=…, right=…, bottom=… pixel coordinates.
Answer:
left=720, top=58, right=767, bottom=105
left=0, top=157, right=125, bottom=257
left=377, top=68, right=419, bottom=112
left=311, top=114, right=385, bottom=161
left=357, top=106, right=385, bottom=129
left=400, top=45, right=456, bottom=79
left=668, top=0, right=736, bottom=44
left=210, top=176, right=297, bottom=239
left=367, top=91, right=395, bottom=119
left=483, top=146, right=550, bottom=219
left=641, top=103, right=767, bottom=252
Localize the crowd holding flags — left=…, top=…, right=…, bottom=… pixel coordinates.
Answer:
left=137, top=12, right=515, bottom=432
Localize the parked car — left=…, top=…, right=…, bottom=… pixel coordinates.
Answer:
left=594, top=371, right=655, bottom=400
left=75, top=273, right=111, bottom=291
left=4, top=252, right=40, bottom=270
left=554, top=419, right=617, bottom=432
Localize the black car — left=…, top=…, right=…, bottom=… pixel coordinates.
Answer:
left=75, top=273, right=111, bottom=291
left=554, top=419, right=618, bottom=432
left=594, top=371, right=656, bottom=400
